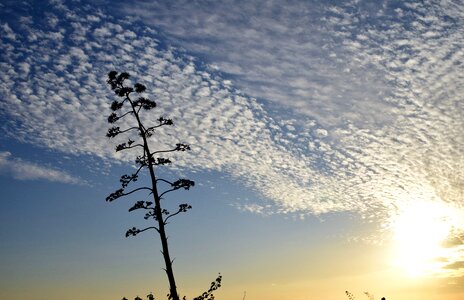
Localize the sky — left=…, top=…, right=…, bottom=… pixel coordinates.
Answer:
left=0, top=0, right=463, bottom=299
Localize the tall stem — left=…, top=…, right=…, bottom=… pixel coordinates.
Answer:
left=129, top=96, right=179, bottom=300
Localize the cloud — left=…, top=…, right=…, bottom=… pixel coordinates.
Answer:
left=0, top=0, right=462, bottom=232
left=118, top=0, right=394, bottom=128
left=113, top=0, right=464, bottom=213
left=1, top=23, right=16, bottom=40
left=445, top=261, right=464, bottom=271
left=0, top=0, right=462, bottom=279
left=0, top=152, right=85, bottom=185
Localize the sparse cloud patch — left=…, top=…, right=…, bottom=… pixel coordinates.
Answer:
left=0, top=151, right=85, bottom=185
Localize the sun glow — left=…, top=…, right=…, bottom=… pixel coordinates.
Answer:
left=391, top=200, right=462, bottom=277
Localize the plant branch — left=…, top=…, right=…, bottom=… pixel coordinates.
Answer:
left=116, top=143, right=144, bottom=152
left=125, top=226, right=159, bottom=237
left=119, top=126, right=139, bottom=134
left=164, top=204, right=192, bottom=224
left=150, top=143, right=190, bottom=157
left=123, top=187, right=153, bottom=197
left=159, top=188, right=178, bottom=199
left=156, top=178, right=174, bottom=185
left=159, top=179, right=194, bottom=199
left=128, top=200, right=154, bottom=212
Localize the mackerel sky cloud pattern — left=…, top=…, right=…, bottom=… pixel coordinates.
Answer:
left=0, top=0, right=462, bottom=254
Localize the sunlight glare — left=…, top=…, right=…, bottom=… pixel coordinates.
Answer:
left=391, top=200, right=461, bottom=277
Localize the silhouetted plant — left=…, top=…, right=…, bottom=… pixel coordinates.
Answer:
left=345, top=291, right=384, bottom=300
left=363, top=291, right=374, bottom=300
left=191, top=274, right=222, bottom=300
left=105, top=71, right=220, bottom=300
left=345, top=291, right=356, bottom=300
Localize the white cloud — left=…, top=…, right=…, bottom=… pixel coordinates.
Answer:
left=94, top=26, right=111, bottom=37
left=1, top=23, right=16, bottom=40
left=0, top=0, right=462, bottom=235
left=0, top=151, right=85, bottom=185
left=119, top=0, right=394, bottom=129
left=111, top=0, right=463, bottom=211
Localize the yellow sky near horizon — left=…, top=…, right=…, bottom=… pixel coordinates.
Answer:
left=3, top=231, right=463, bottom=300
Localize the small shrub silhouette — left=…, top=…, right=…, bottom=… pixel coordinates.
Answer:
left=345, top=291, right=356, bottom=300
left=345, top=290, right=385, bottom=300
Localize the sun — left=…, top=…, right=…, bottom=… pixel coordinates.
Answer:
left=390, top=200, right=460, bottom=277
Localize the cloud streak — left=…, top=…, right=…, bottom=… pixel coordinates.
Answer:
left=0, top=151, right=85, bottom=185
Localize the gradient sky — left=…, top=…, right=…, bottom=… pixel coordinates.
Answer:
left=0, top=0, right=463, bottom=299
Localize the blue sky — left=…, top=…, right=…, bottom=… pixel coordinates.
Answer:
left=1, top=0, right=463, bottom=299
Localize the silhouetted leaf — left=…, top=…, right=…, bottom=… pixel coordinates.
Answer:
left=134, top=83, right=146, bottom=93
left=158, top=117, right=173, bottom=126
left=106, top=126, right=121, bottom=138
left=154, top=157, right=172, bottom=165
left=128, top=201, right=142, bottom=212
left=125, top=227, right=140, bottom=237
left=175, top=143, right=190, bottom=151
left=116, top=140, right=136, bottom=152
left=108, top=112, right=119, bottom=123
left=135, top=155, right=148, bottom=167
left=106, top=188, right=124, bottom=202
left=108, top=71, right=118, bottom=80
left=118, top=72, right=130, bottom=82
left=137, top=97, right=156, bottom=110
left=172, top=179, right=195, bottom=190
left=116, top=86, right=133, bottom=97
left=178, top=204, right=192, bottom=212
left=110, top=101, right=123, bottom=111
